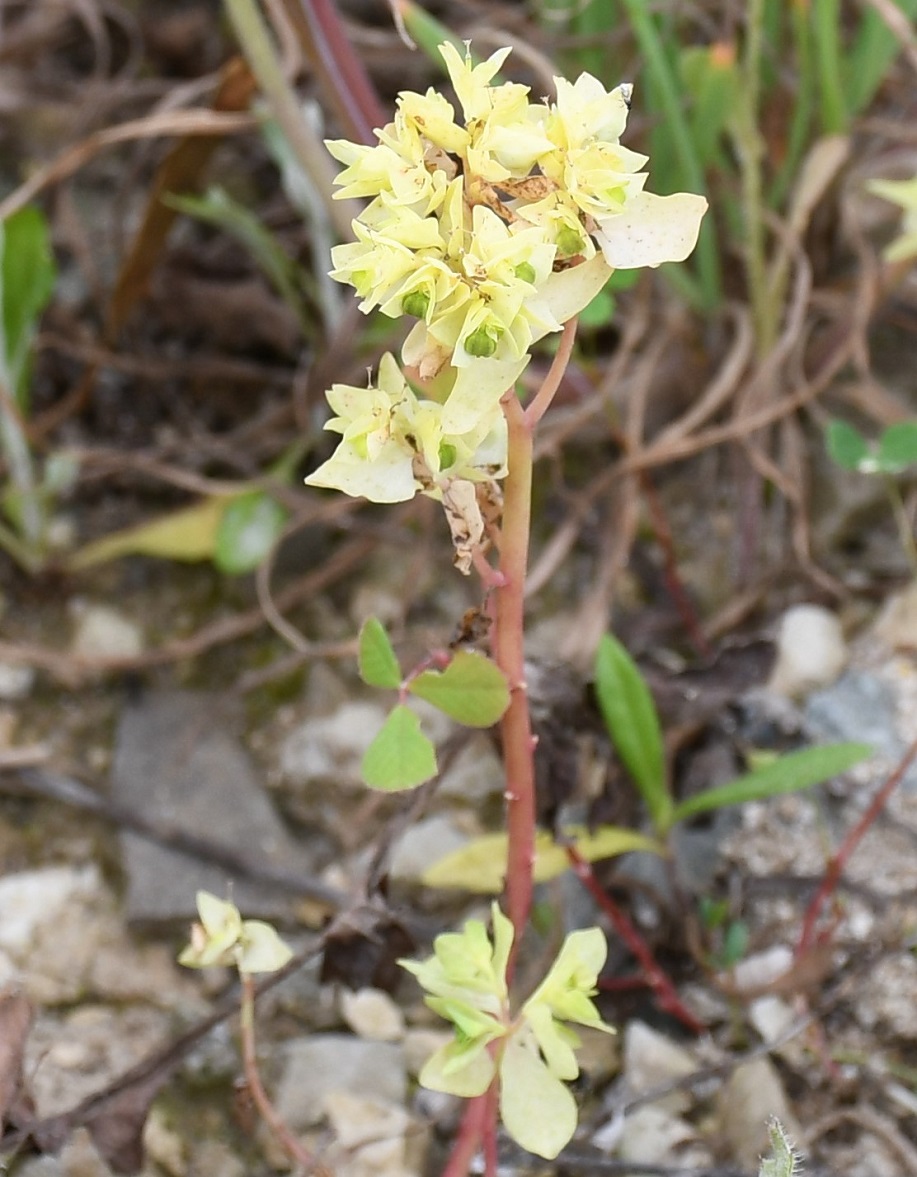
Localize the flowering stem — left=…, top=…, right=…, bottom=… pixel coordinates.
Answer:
left=524, top=318, right=578, bottom=429
left=493, top=389, right=537, bottom=971
left=239, top=975, right=331, bottom=1175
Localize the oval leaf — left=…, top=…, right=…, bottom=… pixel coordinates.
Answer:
left=499, top=1031, right=577, bottom=1160
left=422, top=825, right=663, bottom=893
left=878, top=422, right=917, bottom=474
left=409, top=650, right=510, bottom=727
left=359, top=617, right=402, bottom=689
left=214, top=491, right=288, bottom=574
left=361, top=704, right=437, bottom=791
left=594, top=635, right=671, bottom=830
left=825, top=420, right=869, bottom=472
left=670, top=741, right=872, bottom=824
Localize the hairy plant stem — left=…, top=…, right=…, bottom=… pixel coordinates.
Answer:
left=494, top=386, right=536, bottom=970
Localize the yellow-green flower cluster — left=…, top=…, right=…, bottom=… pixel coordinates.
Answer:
left=179, top=891, right=293, bottom=975
left=308, top=42, right=707, bottom=548
left=401, top=904, right=613, bottom=1160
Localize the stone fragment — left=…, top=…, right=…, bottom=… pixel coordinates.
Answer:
left=71, top=603, right=143, bottom=659
left=112, top=690, right=311, bottom=922
left=341, top=988, right=405, bottom=1042
left=273, top=1036, right=407, bottom=1132
left=768, top=604, right=846, bottom=698
left=389, top=815, right=471, bottom=883
left=716, top=1057, right=802, bottom=1170
left=622, top=1020, right=697, bottom=1114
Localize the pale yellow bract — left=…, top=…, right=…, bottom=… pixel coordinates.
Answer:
left=307, top=41, right=708, bottom=568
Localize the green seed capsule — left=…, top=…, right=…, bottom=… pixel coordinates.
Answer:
left=513, top=261, right=536, bottom=285
left=464, top=326, right=499, bottom=357
left=556, top=226, right=585, bottom=257
left=438, top=442, right=457, bottom=469
left=401, top=290, right=430, bottom=319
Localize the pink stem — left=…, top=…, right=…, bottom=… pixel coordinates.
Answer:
left=524, top=319, right=578, bottom=429
left=797, top=735, right=917, bottom=956
left=493, top=387, right=537, bottom=974
left=441, top=1092, right=487, bottom=1177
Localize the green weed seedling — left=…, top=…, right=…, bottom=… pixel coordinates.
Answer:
left=826, top=419, right=917, bottom=574
left=0, top=204, right=73, bottom=572
left=759, top=1118, right=803, bottom=1177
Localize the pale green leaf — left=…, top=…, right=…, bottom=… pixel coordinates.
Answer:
left=237, top=920, right=294, bottom=974
left=214, top=491, right=288, bottom=574
left=594, top=635, right=672, bottom=831
left=358, top=617, right=402, bottom=688
left=877, top=422, right=917, bottom=474
left=825, top=420, right=869, bottom=471
left=361, top=704, right=437, bottom=791
left=418, top=1040, right=495, bottom=1098
left=422, top=825, right=662, bottom=893
left=670, top=742, right=872, bottom=824
left=759, top=1118, right=802, bottom=1177
left=69, top=497, right=227, bottom=569
left=499, top=1030, right=577, bottom=1160
left=409, top=650, right=510, bottom=727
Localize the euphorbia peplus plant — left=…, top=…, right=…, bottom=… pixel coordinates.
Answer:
left=305, top=42, right=707, bottom=1165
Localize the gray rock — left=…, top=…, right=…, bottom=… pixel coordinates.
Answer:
left=804, top=670, right=917, bottom=788
left=112, top=690, right=311, bottom=922
left=273, top=1036, right=407, bottom=1131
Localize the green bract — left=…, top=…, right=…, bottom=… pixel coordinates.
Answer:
left=401, top=904, right=614, bottom=1160
left=307, top=41, right=707, bottom=570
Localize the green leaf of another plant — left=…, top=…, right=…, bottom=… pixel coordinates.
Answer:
left=409, top=650, right=510, bottom=727
left=358, top=617, right=402, bottom=689
left=422, top=825, right=662, bottom=893
left=825, top=420, right=868, bottom=471
left=214, top=491, right=287, bottom=574
left=670, top=742, right=872, bottom=824
left=69, top=497, right=228, bottom=569
left=361, top=704, right=437, bottom=791
left=0, top=205, right=56, bottom=407
left=759, top=1118, right=802, bottom=1177
left=594, top=634, right=672, bottom=832
left=877, top=422, right=917, bottom=474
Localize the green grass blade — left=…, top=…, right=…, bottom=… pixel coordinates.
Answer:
left=811, top=0, right=847, bottom=133
left=594, top=635, right=672, bottom=833
left=846, top=0, right=917, bottom=117
left=670, top=742, right=872, bottom=824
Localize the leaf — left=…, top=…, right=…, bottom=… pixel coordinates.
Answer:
left=358, top=617, right=402, bottom=689
left=877, top=422, right=917, bottom=474
left=825, top=420, right=869, bottom=471
left=499, top=1030, right=577, bottom=1160
left=670, top=742, right=872, bottom=824
left=69, top=497, right=228, bottom=569
left=213, top=490, right=288, bottom=574
left=409, top=650, right=510, bottom=727
left=594, top=635, right=672, bottom=831
left=0, top=205, right=56, bottom=406
left=422, top=825, right=663, bottom=893
left=361, top=705, right=437, bottom=791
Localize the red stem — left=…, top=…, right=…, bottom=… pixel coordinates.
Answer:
left=565, top=845, right=705, bottom=1035
left=797, top=735, right=917, bottom=957
left=493, top=388, right=537, bottom=976
left=288, top=0, right=386, bottom=144
left=441, top=1092, right=487, bottom=1177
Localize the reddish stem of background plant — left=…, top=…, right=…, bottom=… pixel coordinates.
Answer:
left=565, top=845, right=705, bottom=1035
left=797, top=734, right=917, bottom=957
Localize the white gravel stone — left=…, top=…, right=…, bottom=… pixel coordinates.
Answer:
left=70, top=602, right=143, bottom=659
left=341, top=987, right=405, bottom=1042
left=768, top=604, right=847, bottom=697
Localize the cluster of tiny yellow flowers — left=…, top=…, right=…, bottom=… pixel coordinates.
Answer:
left=306, top=42, right=707, bottom=566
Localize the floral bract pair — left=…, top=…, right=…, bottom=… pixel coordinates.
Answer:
left=306, top=42, right=707, bottom=567
left=401, top=903, right=613, bottom=1160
